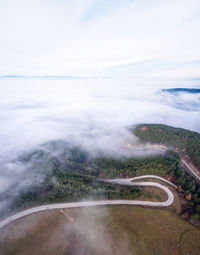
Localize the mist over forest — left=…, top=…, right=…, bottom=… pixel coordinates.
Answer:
left=0, top=77, right=199, bottom=214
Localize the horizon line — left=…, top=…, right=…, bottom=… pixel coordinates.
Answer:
left=0, top=75, right=99, bottom=79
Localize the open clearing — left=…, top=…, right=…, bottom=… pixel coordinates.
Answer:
left=0, top=206, right=200, bottom=255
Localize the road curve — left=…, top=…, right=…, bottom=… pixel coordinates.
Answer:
left=0, top=175, right=174, bottom=230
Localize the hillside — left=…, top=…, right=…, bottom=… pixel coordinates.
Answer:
left=6, top=141, right=178, bottom=215
left=1, top=124, right=200, bottom=222
left=134, top=124, right=200, bottom=221
left=134, top=124, right=200, bottom=169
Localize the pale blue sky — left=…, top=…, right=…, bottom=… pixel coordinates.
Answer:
left=80, top=0, right=132, bottom=22
left=0, top=0, right=200, bottom=82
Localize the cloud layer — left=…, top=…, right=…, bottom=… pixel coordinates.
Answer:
left=0, top=78, right=199, bottom=158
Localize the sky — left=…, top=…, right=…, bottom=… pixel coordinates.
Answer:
left=0, top=0, right=200, bottom=80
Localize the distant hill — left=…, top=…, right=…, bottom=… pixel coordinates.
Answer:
left=162, top=88, right=200, bottom=94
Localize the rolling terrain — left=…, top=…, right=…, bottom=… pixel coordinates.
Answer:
left=0, top=124, right=200, bottom=254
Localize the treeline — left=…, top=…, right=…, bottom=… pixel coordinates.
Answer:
left=134, top=124, right=200, bottom=169
left=90, top=154, right=179, bottom=178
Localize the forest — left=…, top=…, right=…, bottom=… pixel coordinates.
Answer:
left=134, top=124, right=200, bottom=169
left=7, top=143, right=178, bottom=213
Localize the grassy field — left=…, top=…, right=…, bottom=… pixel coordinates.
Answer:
left=0, top=205, right=200, bottom=255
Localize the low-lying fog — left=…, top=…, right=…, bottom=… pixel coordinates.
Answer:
left=1, top=78, right=199, bottom=156
left=0, top=77, right=199, bottom=214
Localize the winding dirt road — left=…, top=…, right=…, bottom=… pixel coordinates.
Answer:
left=0, top=175, right=174, bottom=230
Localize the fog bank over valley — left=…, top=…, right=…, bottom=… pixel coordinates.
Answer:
left=1, top=78, right=199, bottom=156
left=0, top=77, right=199, bottom=214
